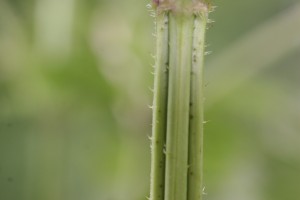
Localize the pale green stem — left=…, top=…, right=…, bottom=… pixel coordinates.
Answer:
left=188, top=14, right=207, bottom=200
left=150, top=1, right=209, bottom=200
left=164, top=13, right=194, bottom=200
left=150, top=12, right=169, bottom=200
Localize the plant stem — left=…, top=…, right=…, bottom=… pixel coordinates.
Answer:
left=188, top=14, right=207, bottom=200
left=150, top=1, right=209, bottom=200
left=164, top=13, right=193, bottom=200
left=150, top=12, right=169, bottom=200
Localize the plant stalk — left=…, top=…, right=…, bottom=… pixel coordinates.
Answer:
left=150, top=12, right=169, bottom=200
left=164, top=13, right=193, bottom=200
left=150, top=1, right=209, bottom=200
left=188, top=14, right=207, bottom=200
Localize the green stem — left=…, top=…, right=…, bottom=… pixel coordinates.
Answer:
left=188, top=14, right=207, bottom=200
left=150, top=12, right=169, bottom=200
left=150, top=1, right=209, bottom=200
left=164, top=13, right=193, bottom=200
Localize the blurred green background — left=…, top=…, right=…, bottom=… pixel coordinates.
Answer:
left=0, top=0, right=299, bottom=199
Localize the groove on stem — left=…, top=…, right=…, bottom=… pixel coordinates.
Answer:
left=150, top=12, right=170, bottom=200
left=150, top=1, right=209, bottom=200
left=164, top=13, right=194, bottom=200
left=188, top=14, right=207, bottom=200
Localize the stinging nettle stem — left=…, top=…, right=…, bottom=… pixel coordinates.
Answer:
left=150, top=1, right=209, bottom=200
left=150, top=12, right=169, bottom=200
left=188, top=14, right=207, bottom=200
left=164, top=13, right=193, bottom=200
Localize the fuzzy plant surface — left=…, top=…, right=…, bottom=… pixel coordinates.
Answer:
left=149, top=0, right=212, bottom=200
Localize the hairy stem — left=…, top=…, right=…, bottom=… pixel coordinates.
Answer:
left=150, top=1, right=209, bottom=200
left=164, top=13, right=193, bottom=200
left=188, top=14, right=207, bottom=200
left=150, top=12, right=169, bottom=200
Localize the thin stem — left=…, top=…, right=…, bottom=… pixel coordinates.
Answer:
left=188, top=14, right=207, bottom=200
left=164, top=13, right=194, bottom=200
left=150, top=12, right=169, bottom=200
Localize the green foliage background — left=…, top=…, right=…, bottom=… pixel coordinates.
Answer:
left=0, top=0, right=299, bottom=199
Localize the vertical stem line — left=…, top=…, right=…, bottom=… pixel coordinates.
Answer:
left=150, top=2, right=210, bottom=200
left=150, top=12, right=169, bottom=200
left=164, top=13, right=194, bottom=200
left=188, top=14, right=207, bottom=200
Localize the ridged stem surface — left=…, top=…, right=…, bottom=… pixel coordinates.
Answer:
left=164, top=13, right=194, bottom=200
left=150, top=12, right=169, bottom=200
left=188, top=15, right=207, bottom=200
left=150, top=1, right=209, bottom=200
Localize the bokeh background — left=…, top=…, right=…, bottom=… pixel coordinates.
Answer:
left=0, top=0, right=299, bottom=200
